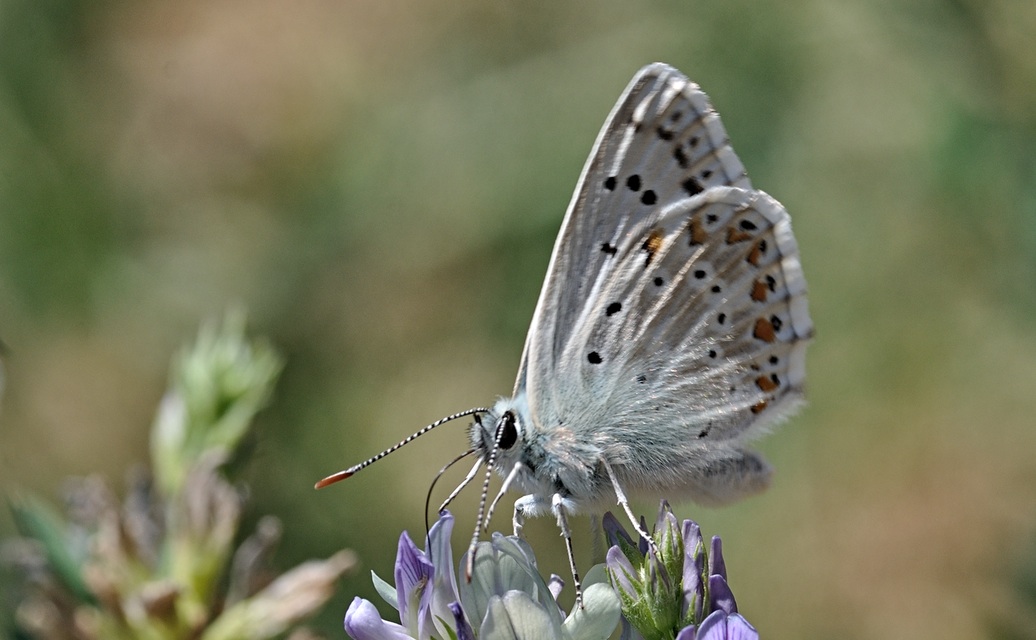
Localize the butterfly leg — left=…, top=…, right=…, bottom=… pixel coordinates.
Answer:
left=551, top=492, right=583, bottom=609
left=512, top=494, right=548, bottom=538
left=602, top=459, right=658, bottom=552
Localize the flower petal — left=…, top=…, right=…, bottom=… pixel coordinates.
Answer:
left=581, top=563, right=610, bottom=589
left=681, top=521, right=704, bottom=624
left=449, top=601, right=476, bottom=640
left=343, top=597, right=415, bottom=640
left=425, top=512, right=461, bottom=640
left=479, top=595, right=518, bottom=640
left=725, top=614, right=758, bottom=640
left=561, top=582, right=621, bottom=640
left=460, top=534, right=561, bottom=628
left=708, top=537, right=726, bottom=582
left=692, top=610, right=759, bottom=640
left=675, top=625, right=698, bottom=640
left=480, top=591, right=562, bottom=640
left=707, top=575, right=737, bottom=615
left=603, top=512, right=637, bottom=551
left=548, top=574, right=565, bottom=603
left=654, top=501, right=680, bottom=560
left=394, top=532, right=434, bottom=635
left=655, top=504, right=683, bottom=596
left=619, top=620, right=645, bottom=640
left=372, top=570, right=399, bottom=611
left=694, top=610, right=726, bottom=640
left=605, top=546, right=639, bottom=603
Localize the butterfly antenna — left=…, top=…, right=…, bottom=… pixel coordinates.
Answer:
left=423, top=448, right=477, bottom=539
left=465, top=414, right=504, bottom=581
left=315, top=407, right=490, bottom=489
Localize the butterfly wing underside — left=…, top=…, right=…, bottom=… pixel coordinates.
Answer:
left=517, top=63, right=750, bottom=393
left=516, top=63, right=812, bottom=501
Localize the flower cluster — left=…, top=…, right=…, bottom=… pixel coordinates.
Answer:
left=343, top=511, right=621, bottom=640
left=4, top=314, right=354, bottom=639
left=605, top=501, right=758, bottom=640
left=346, top=502, right=760, bottom=640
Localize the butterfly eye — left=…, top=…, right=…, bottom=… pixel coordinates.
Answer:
left=495, top=411, right=518, bottom=450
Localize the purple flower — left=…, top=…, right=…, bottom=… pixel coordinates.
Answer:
left=676, top=610, right=759, bottom=640
left=345, top=511, right=473, bottom=640
left=344, top=598, right=414, bottom=640
left=344, top=511, right=619, bottom=639
left=604, top=501, right=759, bottom=640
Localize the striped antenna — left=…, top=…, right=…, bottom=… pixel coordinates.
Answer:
left=314, top=407, right=490, bottom=489
left=465, top=413, right=508, bottom=580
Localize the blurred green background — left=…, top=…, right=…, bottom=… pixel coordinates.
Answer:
left=2, top=0, right=1036, bottom=637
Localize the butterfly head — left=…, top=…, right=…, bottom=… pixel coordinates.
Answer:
left=471, top=400, right=521, bottom=464
left=469, top=394, right=546, bottom=487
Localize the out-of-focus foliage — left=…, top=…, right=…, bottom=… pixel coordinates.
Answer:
left=1, top=0, right=1035, bottom=638
left=2, top=315, right=354, bottom=638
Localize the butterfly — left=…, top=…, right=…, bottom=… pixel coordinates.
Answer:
left=317, top=62, right=812, bottom=601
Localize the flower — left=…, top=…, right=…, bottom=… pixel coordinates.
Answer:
left=604, top=501, right=759, bottom=640
left=345, top=511, right=620, bottom=640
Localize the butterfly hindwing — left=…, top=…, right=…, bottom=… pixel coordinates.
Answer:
left=568, top=187, right=812, bottom=445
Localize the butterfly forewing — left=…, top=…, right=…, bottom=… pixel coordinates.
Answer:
left=520, top=64, right=756, bottom=424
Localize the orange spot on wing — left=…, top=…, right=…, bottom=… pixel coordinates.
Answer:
left=726, top=226, right=753, bottom=244
left=747, top=239, right=766, bottom=266
left=750, top=279, right=768, bottom=302
left=750, top=400, right=768, bottom=414
left=753, top=317, right=777, bottom=343
left=642, top=229, right=664, bottom=263
left=646, top=230, right=663, bottom=252
left=756, top=375, right=779, bottom=392
left=688, top=217, right=708, bottom=246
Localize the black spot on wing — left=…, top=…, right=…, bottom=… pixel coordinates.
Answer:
left=683, top=177, right=703, bottom=196
left=674, top=146, right=689, bottom=168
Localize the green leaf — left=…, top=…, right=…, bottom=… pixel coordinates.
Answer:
left=9, top=495, right=97, bottom=605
